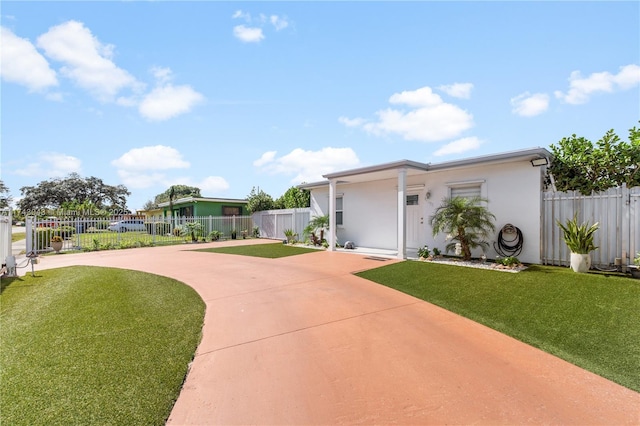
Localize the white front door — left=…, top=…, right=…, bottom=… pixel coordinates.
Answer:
left=406, top=193, right=422, bottom=249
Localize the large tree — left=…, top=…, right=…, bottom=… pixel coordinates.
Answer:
left=153, top=185, right=201, bottom=205
left=547, top=124, right=640, bottom=194
left=18, top=173, right=129, bottom=213
left=274, top=186, right=310, bottom=209
left=246, top=187, right=274, bottom=213
left=0, top=180, right=12, bottom=209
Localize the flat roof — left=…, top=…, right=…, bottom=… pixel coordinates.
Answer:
left=298, top=147, right=552, bottom=189
left=158, top=196, right=248, bottom=208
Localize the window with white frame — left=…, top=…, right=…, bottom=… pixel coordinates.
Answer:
left=448, top=180, right=484, bottom=200
left=335, top=196, right=343, bottom=226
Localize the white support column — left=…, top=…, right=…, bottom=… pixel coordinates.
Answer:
left=397, top=168, right=407, bottom=259
left=329, top=179, right=337, bottom=251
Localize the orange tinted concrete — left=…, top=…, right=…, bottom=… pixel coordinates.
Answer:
left=22, top=241, right=640, bottom=424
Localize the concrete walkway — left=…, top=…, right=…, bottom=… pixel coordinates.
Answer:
left=16, top=240, right=640, bottom=424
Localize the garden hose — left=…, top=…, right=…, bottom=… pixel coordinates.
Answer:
left=494, top=223, right=524, bottom=257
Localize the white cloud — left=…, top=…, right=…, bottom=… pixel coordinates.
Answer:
left=233, top=25, right=264, bottom=43
left=438, top=83, right=473, bottom=99
left=344, top=86, right=474, bottom=142
left=116, top=170, right=166, bottom=189
left=389, top=86, right=443, bottom=107
left=338, top=116, right=366, bottom=127
left=198, top=176, right=230, bottom=193
left=254, top=147, right=360, bottom=183
left=151, top=66, right=173, bottom=85
left=111, top=145, right=190, bottom=171
left=253, top=151, right=277, bottom=167
left=36, top=20, right=142, bottom=102
left=14, top=152, right=81, bottom=177
left=138, top=84, right=204, bottom=121
left=270, top=15, right=289, bottom=31
left=0, top=26, right=58, bottom=92
left=433, top=137, right=483, bottom=157
left=554, top=64, right=640, bottom=105
left=510, top=92, right=549, bottom=117
left=232, top=10, right=250, bottom=20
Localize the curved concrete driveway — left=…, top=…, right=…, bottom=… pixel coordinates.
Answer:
left=20, top=240, right=640, bottom=424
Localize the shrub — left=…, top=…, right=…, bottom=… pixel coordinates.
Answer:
left=417, top=245, right=430, bottom=258
left=209, top=230, right=222, bottom=241
left=497, top=256, right=521, bottom=266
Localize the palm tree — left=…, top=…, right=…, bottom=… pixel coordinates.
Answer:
left=304, top=214, right=330, bottom=244
left=429, top=196, right=496, bottom=261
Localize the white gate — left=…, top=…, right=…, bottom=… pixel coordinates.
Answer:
left=252, top=208, right=311, bottom=240
left=542, top=185, right=639, bottom=268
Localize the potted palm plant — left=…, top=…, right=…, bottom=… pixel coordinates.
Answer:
left=557, top=215, right=599, bottom=273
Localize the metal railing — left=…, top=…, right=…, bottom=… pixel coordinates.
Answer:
left=24, top=215, right=256, bottom=254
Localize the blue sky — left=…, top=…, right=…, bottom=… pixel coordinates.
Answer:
left=2, top=1, right=639, bottom=211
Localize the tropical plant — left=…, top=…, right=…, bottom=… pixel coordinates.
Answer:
left=283, top=229, right=297, bottom=244
left=432, top=247, right=442, bottom=256
left=556, top=215, right=599, bottom=254
left=497, top=256, right=521, bottom=266
left=181, top=222, right=203, bottom=242
left=634, top=252, right=640, bottom=266
left=252, top=226, right=260, bottom=238
left=417, top=245, right=430, bottom=258
left=429, top=196, right=496, bottom=261
left=304, top=214, right=330, bottom=245
left=208, top=230, right=222, bottom=241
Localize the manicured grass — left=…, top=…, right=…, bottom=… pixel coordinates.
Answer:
left=1, top=266, right=205, bottom=425
left=356, top=262, right=640, bottom=392
left=195, top=242, right=319, bottom=258
left=11, top=232, right=25, bottom=243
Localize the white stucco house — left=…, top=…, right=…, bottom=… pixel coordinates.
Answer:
left=299, top=147, right=552, bottom=263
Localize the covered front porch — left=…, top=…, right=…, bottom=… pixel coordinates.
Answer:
left=322, top=160, right=430, bottom=260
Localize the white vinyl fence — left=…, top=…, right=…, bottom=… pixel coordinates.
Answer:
left=1, top=208, right=12, bottom=266
left=252, top=208, right=311, bottom=241
left=25, top=215, right=255, bottom=254
left=542, top=185, right=640, bottom=268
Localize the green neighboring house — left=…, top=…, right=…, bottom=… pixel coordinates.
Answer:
left=158, top=197, right=249, bottom=217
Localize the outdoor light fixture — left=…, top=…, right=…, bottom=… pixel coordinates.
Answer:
left=531, top=157, right=549, bottom=167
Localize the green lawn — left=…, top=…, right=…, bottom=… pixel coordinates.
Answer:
left=1, top=266, right=205, bottom=425
left=194, top=242, right=320, bottom=258
left=11, top=232, right=25, bottom=243
left=357, top=262, right=640, bottom=392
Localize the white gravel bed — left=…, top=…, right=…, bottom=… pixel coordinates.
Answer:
left=418, top=257, right=527, bottom=273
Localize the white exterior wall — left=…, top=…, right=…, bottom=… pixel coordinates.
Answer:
left=309, top=158, right=545, bottom=263
left=422, top=161, right=544, bottom=264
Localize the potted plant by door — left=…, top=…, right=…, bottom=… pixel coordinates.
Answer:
left=557, top=215, right=599, bottom=273
left=51, top=235, right=64, bottom=253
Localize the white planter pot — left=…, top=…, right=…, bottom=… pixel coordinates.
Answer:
left=570, top=252, right=591, bottom=273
